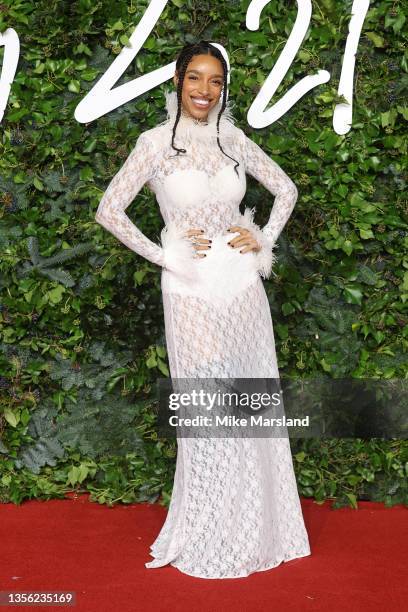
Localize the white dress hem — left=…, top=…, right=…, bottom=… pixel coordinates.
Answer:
left=145, top=548, right=312, bottom=579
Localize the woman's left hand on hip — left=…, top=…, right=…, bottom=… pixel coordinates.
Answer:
left=227, top=226, right=261, bottom=254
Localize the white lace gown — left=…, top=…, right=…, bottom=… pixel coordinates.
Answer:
left=95, top=91, right=311, bottom=579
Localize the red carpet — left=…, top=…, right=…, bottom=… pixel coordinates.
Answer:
left=0, top=494, right=406, bottom=611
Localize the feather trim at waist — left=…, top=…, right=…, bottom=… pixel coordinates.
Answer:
left=159, top=214, right=276, bottom=306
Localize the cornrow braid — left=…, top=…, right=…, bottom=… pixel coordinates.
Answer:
left=169, top=40, right=240, bottom=177
left=170, top=45, right=197, bottom=157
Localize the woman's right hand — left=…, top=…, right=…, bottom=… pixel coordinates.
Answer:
left=185, top=229, right=212, bottom=258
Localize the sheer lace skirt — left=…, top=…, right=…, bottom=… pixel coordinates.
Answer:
left=145, top=255, right=311, bottom=578
left=146, top=434, right=311, bottom=578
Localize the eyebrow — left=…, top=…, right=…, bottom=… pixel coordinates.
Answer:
left=186, top=69, right=224, bottom=78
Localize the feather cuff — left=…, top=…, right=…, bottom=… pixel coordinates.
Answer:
left=160, top=225, right=198, bottom=283
left=238, top=207, right=278, bottom=280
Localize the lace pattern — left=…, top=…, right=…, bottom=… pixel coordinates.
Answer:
left=95, top=91, right=299, bottom=279
left=95, top=90, right=310, bottom=579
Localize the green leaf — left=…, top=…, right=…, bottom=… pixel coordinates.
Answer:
left=119, top=34, right=130, bottom=47
left=110, top=20, right=124, bottom=31
left=134, top=269, right=148, bottom=285
left=392, top=13, right=406, bottom=34
left=33, top=176, right=44, bottom=191
left=79, top=166, right=94, bottom=181
left=342, top=240, right=353, bottom=255
left=343, top=286, right=363, bottom=305
left=156, top=346, right=167, bottom=359
left=365, top=32, right=385, bottom=47
left=68, top=80, right=81, bottom=93
left=4, top=409, right=19, bottom=428
left=394, top=103, right=407, bottom=121
left=83, top=138, right=98, bottom=153
left=157, top=358, right=169, bottom=377
left=345, top=493, right=358, bottom=509
left=298, top=50, right=311, bottom=63
left=48, top=285, right=65, bottom=304
left=381, top=109, right=398, bottom=128
left=282, top=302, right=295, bottom=316
left=359, top=229, right=374, bottom=239
left=146, top=354, right=157, bottom=368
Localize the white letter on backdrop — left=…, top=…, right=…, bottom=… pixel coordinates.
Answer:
left=334, top=0, right=370, bottom=135
left=0, top=28, right=20, bottom=124
left=75, top=0, right=170, bottom=123
left=246, top=0, right=330, bottom=129
left=75, top=0, right=231, bottom=123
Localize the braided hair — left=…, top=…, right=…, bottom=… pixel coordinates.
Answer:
left=170, top=40, right=240, bottom=177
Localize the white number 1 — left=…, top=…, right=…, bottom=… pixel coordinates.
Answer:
left=246, top=0, right=370, bottom=134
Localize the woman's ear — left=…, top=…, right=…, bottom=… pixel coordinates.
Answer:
left=173, top=71, right=178, bottom=89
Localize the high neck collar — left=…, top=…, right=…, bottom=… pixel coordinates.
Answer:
left=161, top=90, right=237, bottom=143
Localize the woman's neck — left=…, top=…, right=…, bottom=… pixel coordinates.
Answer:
left=180, top=105, right=209, bottom=125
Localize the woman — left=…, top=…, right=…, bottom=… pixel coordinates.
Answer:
left=95, top=40, right=311, bottom=579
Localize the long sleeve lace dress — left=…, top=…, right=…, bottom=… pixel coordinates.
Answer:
left=95, top=90, right=311, bottom=579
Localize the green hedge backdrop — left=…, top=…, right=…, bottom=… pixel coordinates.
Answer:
left=0, top=0, right=407, bottom=509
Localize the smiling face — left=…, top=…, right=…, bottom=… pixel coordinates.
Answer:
left=173, top=53, right=225, bottom=122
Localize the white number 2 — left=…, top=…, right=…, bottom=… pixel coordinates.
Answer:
left=246, top=0, right=370, bottom=135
